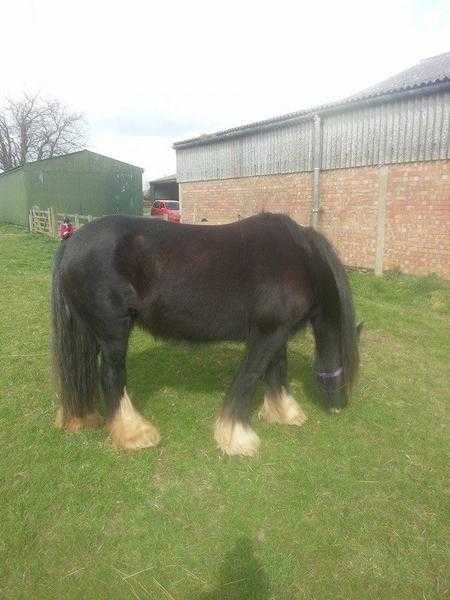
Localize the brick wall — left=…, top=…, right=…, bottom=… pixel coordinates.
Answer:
left=320, top=167, right=379, bottom=270
left=384, top=161, right=449, bottom=276
left=180, top=173, right=311, bottom=226
left=180, top=160, right=450, bottom=278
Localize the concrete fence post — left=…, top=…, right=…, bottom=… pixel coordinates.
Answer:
left=375, top=166, right=389, bottom=276
left=310, top=114, right=322, bottom=229
left=178, top=184, right=183, bottom=223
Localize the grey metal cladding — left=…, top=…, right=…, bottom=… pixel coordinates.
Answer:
left=321, top=91, right=450, bottom=169
left=177, top=120, right=314, bottom=182
left=176, top=91, right=450, bottom=182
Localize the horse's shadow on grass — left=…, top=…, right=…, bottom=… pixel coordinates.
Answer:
left=126, top=339, right=323, bottom=413
left=189, top=537, right=271, bottom=600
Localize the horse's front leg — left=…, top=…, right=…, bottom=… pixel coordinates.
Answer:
left=259, top=345, right=307, bottom=426
left=214, top=328, right=288, bottom=456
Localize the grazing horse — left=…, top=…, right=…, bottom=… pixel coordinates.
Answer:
left=51, top=212, right=360, bottom=456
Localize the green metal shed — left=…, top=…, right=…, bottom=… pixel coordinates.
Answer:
left=0, top=150, right=143, bottom=227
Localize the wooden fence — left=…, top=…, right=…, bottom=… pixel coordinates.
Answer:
left=29, top=207, right=168, bottom=240
left=29, top=206, right=94, bottom=239
left=54, top=211, right=93, bottom=231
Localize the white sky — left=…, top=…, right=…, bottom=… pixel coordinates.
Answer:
left=2, top=0, right=449, bottom=183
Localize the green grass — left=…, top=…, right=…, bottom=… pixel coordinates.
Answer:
left=1, top=224, right=449, bottom=600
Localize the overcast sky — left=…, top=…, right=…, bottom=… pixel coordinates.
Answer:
left=2, top=0, right=449, bottom=183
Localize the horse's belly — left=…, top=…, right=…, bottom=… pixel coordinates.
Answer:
left=138, top=295, right=247, bottom=342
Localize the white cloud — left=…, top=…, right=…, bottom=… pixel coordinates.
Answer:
left=2, top=0, right=449, bottom=181
left=90, top=132, right=176, bottom=182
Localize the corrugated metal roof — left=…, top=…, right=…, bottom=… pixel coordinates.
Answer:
left=0, top=149, right=144, bottom=177
left=149, top=174, right=177, bottom=184
left=345, top=52, right=450, bottom=101
left=174, top=52, right=450, bottom=149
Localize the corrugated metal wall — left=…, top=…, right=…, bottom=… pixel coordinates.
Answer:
left=0, top=151, right=143, bottom=226
left=26, top=152, right=143, bottom=217
left=322, top=92, right=450, bottom=169
left=176, top=90, right=450, bottom=182
left=0, top=170, right=28, bottom=226
left=177, top=121, right=314, bottom=182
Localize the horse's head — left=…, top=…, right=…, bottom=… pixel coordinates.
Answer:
left=313, top=321, right=363, bottom=412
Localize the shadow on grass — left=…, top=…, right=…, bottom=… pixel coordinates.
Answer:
left=193, top=537, right=271, bottom=600
left=127, top=340, right=324, bottom=411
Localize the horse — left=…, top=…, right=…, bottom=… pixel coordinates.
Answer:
left=51, top=212, right=361, bottom=456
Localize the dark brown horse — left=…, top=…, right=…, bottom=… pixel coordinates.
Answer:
left=51, top=212, right=360, bottom=456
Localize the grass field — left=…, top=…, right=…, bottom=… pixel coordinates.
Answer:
left=1, top=224, right=449, bottom=600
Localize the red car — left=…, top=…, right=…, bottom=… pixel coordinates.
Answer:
left=150, top=200, right=181, bottom=223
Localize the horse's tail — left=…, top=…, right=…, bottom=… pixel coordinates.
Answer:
left=285, top=218, right=359, bottom=393
left=51, top=244, right=99, bottom=419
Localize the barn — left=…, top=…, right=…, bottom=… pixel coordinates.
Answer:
left=144, top=174, right=179, bottom=215
left=0, top=150, right=143, bottom=227
left=174, top=52, right=450, bottom=278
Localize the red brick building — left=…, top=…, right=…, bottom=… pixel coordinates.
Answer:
left=174, top=53, right=450, bottom=278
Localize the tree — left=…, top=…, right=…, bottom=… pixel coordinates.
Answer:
left=0, top=93, right=87, bottom=173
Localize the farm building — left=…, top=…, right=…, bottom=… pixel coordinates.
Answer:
left=144, top=174, right=179, bottom=214
left=174, top=52, right=450, bottom=278
left=0, top=150, right=143, bottom=227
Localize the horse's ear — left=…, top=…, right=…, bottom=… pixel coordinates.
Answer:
left=356, top=321, right=364, bottom=340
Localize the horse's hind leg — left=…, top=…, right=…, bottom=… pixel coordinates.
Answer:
left=99, top=319, right=160, bottom=450
left=259, top=346, right=307, bottom=426
left=214, top=329, right=288, bottom=456
left=55, top=406, right=103, bottom=432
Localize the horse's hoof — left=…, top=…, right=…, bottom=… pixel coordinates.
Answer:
left=109, top=419, right=161, bottom=450
left=214, top=417, right=260, bottom=456
left=329, top=407, right=341, bottom=414
left=55, top=408, right=103, bottom=431
left=82, top=411, right=104, bottom=428
left=108, top=391, right=161, bottom=450
left=259, top=389, right=307, bottom=426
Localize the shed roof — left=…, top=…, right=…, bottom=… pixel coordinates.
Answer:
left=345, top=51, right=450, bottom=101
left=173, top=52, right=450, bottom=149
left=0, top=149, right=144, bottom=177
left=149, top=174, right=177, bottom=184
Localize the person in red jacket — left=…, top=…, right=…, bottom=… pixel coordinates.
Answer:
left=59, top=217, right=75, bottom=240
